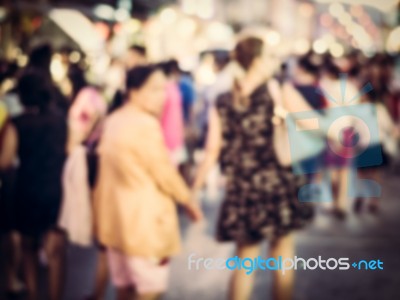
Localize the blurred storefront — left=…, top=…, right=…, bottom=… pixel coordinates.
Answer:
left=0, top=0, right=399, bottom=90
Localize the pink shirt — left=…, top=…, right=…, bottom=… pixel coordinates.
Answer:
left=68, top=87, right=107, bottom=147
left=161, top=82, right=184, bottom=154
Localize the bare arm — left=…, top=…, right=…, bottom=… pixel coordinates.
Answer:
left=192, top=106, right=222, bottom=192
left=377, top=103, right=400, bottom=138
left=0, top=123, right=17, bottom=169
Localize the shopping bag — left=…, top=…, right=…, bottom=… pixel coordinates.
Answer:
left=58, top=145, right=93, bottom=246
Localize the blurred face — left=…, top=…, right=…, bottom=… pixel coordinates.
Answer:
left=129, top=70, right=167, bottom=117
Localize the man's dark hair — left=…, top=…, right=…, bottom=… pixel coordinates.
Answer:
left=126, top=64, right=161, bottom=90
left=27, top=44, right=52, bottom=74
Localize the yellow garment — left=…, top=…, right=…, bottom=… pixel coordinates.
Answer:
left=0, top=102, right=7, bottom=129
left=94, top=105, right=190, bottom=258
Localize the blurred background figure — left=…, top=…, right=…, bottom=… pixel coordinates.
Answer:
left=291, top=53, right=326, bottom=181
left=159, top=60, right=187, bottom=167
left=63, top=62, right=108, bottom=300
left=319, top=55, right=359, bottom=219
left=67, top=63, right=107, bottom=153
left=25, top=44, right=70, bottom=115
left=157, top=60, right=195, bottom=127
left=107, top=45, right=147, bottom=115
left=5, top=70, right=67, bottom=300
left=354, top=58, right=400, bottom=214
left=164, top=59, right=197, bottom=181
left=194, top=50, right=235, bottom=202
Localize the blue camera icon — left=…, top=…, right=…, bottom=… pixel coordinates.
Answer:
left=286, top=103, right=382, bottom=174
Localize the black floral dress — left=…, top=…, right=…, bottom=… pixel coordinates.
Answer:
left=215, top=83, right=313, bottom=245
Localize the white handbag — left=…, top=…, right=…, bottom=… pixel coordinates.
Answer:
left=58, top=145, right=93, bottom=246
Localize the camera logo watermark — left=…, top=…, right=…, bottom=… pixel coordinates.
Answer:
left=286, top=73, right=382, bottom=202
left=188, top=253, right=384, bottom=275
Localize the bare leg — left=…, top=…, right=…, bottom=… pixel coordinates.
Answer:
left=329, top=168, right=348, bottom=219
left=21, top=236, right=39, bottom=300
left=270, top=234, right=295, bottom=300
left=328, top=169, right=338, bottom=204
left=353, top=168, right=365, bottom=213
left=44, top=229, right=67, bottom=300
left=368, top=168, right=381, bottom=212
left=1, top=231, right=23, bottom=291
left=336, top=167, right=349, bottom=212
left=326, top=169, right=339, bottom=213
left=228, top=243, right=260, bottom=300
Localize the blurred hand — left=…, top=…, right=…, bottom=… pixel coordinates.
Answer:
left=393, top=126, right=400, bottom=139
left=184, top=193, right=204, bottom=222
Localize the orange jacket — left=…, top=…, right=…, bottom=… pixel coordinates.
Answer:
left=93, top=105, right=190, bottom=258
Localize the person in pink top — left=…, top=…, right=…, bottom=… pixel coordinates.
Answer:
left=159, top=61, right=187, bottom=166
left=67, top=64, right=107, bottom=152
left=66, top=64, right=108, bottom=300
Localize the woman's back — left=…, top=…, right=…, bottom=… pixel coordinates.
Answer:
left=215, top=81, right=312, bottom=244
left=216, top=83, right=277, bottom=175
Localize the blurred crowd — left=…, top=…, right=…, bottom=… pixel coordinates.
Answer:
left=0, top=28, right=400, bottom=300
